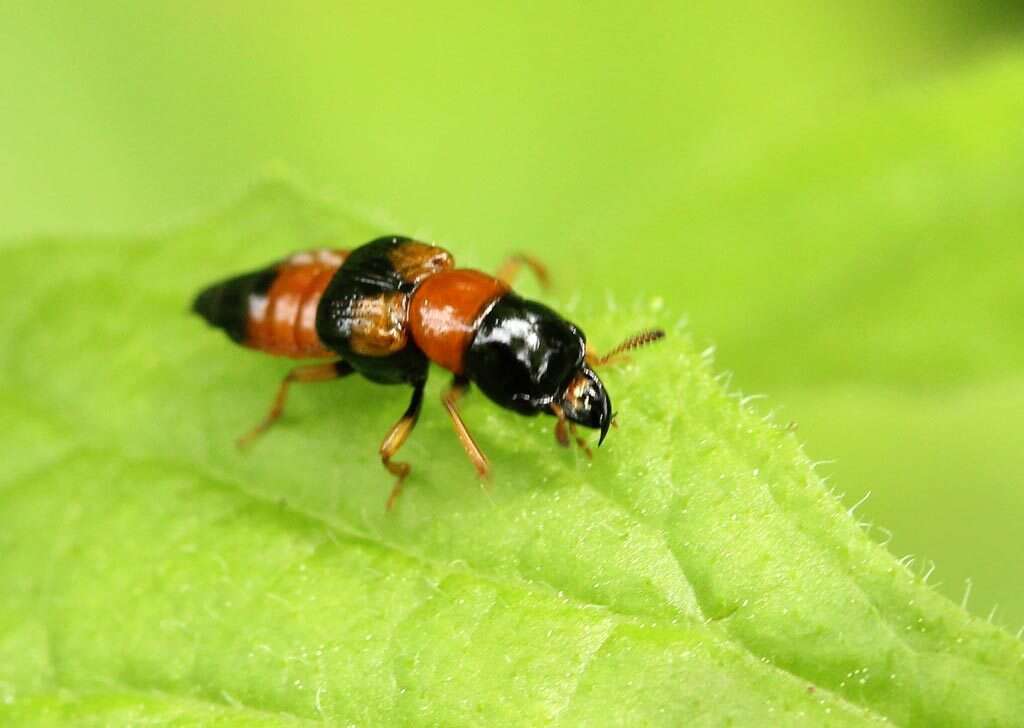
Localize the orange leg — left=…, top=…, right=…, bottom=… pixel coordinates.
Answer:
left=496, top=253, right=551, bottom=289
left=380, top=382, right=425, bottom=510
left=568, top=422, right=593, bottom=458
left=550, top=404, right=593, bottom=459
left=554, top=414, right=570, bottom=447
left=237, top=361, right=353, bottom=449
left=442, top=377, right=490, bottom=479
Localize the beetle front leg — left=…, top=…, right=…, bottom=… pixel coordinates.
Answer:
left=550, top=404, right=593, bottom=458
left=441, top=377, right=490, bottom=479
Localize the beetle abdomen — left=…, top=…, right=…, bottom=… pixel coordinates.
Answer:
left=193, top=249, right=348, bottom=359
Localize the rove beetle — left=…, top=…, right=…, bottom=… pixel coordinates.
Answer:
left=193, top=237, right=663, bottom=508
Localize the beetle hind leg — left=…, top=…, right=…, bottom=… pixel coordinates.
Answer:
left=237, top=360, right=354, bottom=449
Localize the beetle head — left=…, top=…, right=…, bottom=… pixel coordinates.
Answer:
left=558, top=364, right=612, bottom=444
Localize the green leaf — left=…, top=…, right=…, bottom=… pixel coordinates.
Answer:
left=4, top=4, right=1024, bottom=631
left=1, top=185, right=1021, bottom=725
left=536, top=50, right=1024, bottom=626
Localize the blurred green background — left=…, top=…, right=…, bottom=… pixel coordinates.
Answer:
left=3, top=3, right=1022, bottom=627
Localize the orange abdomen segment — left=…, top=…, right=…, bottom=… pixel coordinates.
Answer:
left=408, top=269, right=509, bottom=374
left=247, top=249, right=348, bottom=358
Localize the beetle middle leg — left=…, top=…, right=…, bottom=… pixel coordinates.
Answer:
left=237, top=360, right=354, bottom=449
left=442, top=376, right=490, bottom=479
left=380, top=381, right=426, bottom=510
left=496, top=253, right=550, bottom=289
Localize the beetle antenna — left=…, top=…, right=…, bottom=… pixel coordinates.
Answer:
left=588, top=329, right=665, bottom=367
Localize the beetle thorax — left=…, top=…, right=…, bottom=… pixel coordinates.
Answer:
left=407, top=269, right=510, bottom=374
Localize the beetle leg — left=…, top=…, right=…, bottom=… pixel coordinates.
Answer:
left=496, top=253, right=551, bottom=289
left=554, top=416, right=570, bottom=447
left=550, top=404, right=592, bottom=458
left=237, top=360, right=354, bottom=449
left=568, top=422, right=593, bottom=458
left=380, top=381, right=426, bottom=510
left=442, top=377, right=491, bottom=479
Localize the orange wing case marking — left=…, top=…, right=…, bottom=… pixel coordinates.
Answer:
left=346, top=292, right=411, bottom=356
left=387, top=242, right=454, bottom=285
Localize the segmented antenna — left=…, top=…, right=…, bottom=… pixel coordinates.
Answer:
left=590, top=329, right=665, bottom=366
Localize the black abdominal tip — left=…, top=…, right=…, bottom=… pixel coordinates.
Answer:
left=192, top=288, right=215, bottom=320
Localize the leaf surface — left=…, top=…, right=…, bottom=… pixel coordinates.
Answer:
left=0, top=186, right=1021, bottom=725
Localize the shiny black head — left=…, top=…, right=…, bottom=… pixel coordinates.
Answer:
left=558, top=363, right=612, bottom=444
left=464, top=293, right=612, bottom=441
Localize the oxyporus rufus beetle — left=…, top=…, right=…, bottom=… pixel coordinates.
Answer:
left=193, top=237, right=663, bottom=508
